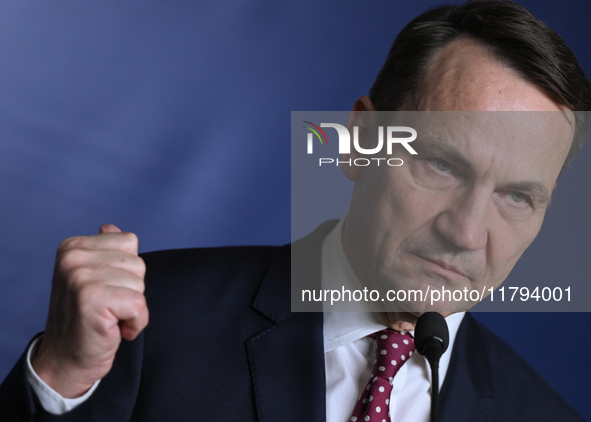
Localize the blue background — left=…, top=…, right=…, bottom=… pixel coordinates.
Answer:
left=0, top=0, right=589, bottom=419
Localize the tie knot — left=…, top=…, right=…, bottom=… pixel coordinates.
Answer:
left=371, top=329, right=415, bottom=379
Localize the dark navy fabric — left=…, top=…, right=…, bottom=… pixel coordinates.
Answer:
left=0, top=229, right=583, bottom=421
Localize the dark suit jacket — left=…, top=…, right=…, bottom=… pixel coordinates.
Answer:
left=0, top=222, right=584, bottom=421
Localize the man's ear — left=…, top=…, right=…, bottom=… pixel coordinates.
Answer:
left=343, top=96, right=376, bottom=181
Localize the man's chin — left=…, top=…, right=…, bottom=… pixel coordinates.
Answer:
left=381, top=296, right=472, bottom=316
left=379, top=311, right=419, bottom=331
left=379, top=307, right=459, bottom=332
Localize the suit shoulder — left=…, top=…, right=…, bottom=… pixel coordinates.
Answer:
left=458, top=314, right=583, bottom=421
left=139, top=245, right=288, bottom=314
left=140, top=244, right=283, bottom=260
left=141, top=245, right=284, bottom=277
left=467, top=316, right=553, bottom=385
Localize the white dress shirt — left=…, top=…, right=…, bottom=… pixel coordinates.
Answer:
left=322, top=217, right=464, bottom=422
left=27, top=217, right=465, bottom=419
left=25, top=336, right=101, bottom=414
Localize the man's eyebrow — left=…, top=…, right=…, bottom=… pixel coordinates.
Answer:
left=416, top=140, right=552, bottom=205
left=415, top=140, right=474, bottom=172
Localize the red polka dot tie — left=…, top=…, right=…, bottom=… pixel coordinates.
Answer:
left=350, top=329, right=415, bottom=422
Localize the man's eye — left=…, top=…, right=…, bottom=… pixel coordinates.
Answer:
left=510, top=191, right=528, bottom=204
left=434, top=159, right=452, bottom=172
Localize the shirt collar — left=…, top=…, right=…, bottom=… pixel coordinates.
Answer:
left=321, top=216, right=465, bottom=358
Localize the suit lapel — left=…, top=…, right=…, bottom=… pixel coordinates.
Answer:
left=248, top=223, right=499, bottom=422
left=439, top=313, right=494, bottom=422
left=247, top=311, right=325, bottom=422
left=247, top=222, right=338, bottom=422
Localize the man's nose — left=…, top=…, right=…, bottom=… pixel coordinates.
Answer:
left=433, top=188, right=490, bottom=251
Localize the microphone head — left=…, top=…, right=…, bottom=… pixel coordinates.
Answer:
left=415, top=312, right=449, bottom=355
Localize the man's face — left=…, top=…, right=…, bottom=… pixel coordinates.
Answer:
left=342, top=40, right=574, bottom=315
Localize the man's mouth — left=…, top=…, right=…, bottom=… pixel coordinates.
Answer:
left=412, top=253, right=471, bottom=281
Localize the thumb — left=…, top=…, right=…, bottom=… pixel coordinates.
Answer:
left=99, top=223, right=122, bottom=234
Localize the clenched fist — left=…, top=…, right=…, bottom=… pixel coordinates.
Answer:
left=31, top=224, right=149, bottom=398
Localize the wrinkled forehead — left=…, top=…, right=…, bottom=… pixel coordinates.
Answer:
left=415, top=111, right=572, bottom=183
left=411, top=111, right=572, bottom=146
left=408, top=39, right=576, bottom=167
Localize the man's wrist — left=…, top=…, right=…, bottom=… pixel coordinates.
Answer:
left=31, top=338, right=96, bottom=398
left=26, top=336, right=101, bottom=415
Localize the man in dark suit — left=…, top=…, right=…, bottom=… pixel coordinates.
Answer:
left=1, top=1, right=590, bottom=421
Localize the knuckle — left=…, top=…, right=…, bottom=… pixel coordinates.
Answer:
left=136, top=257, right=146, bottom=277
left=130, top=293, right=147, bottom=312
left=57, top=236, right=85, bottom=253
left=121, top=232, right=139, bottom=249
left=67, top=266, right=93, bottom=286
left=58, top=249, right=88, bottom=271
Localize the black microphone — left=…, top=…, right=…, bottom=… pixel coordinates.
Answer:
left=415, top=312, right=449, bottom=422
